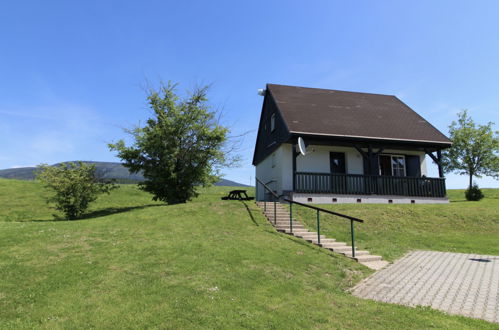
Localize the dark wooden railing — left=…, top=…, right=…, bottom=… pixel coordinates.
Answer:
left=256, top=178, right=364, bottom=258
left=295, top=172, right=446, bottom=198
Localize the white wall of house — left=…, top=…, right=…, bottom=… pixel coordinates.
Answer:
left=256, top=143, right=429, bottom=200
left=296, top=145, right=364, bottom=174
left=255, top=144, right=293, bottom=200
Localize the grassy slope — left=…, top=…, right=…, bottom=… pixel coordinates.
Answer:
left=0, top=179, right=496, bottom=329
left=294, top=189, right=499, bottom=262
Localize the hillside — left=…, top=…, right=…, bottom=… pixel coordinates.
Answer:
left=0, top=161, right=249, bottom=186
left=0, top=178, right=496, bottom=328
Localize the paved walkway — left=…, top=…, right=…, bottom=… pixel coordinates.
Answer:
left=352, top=250, right=499, bottom=324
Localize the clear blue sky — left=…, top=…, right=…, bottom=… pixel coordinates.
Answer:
left=0, top=0, right=498, bottom=188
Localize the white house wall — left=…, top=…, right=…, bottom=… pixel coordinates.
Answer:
left=296, top=145, right=364, bottom=174
left=255, top=144, right=293, bottom=199
left=296, top=145, right=427, bottom=176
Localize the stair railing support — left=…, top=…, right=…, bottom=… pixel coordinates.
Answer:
left=289, top=202, right=293, bottom=234
left=316, top=210, right=321, bottom=245
left=273, top=194, right=277, bottom=226
left=351, top=220, right=356, bottom=258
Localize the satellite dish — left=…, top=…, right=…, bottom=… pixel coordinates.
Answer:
left=257, top=88, right=266, bottom=96
left=297, top=137, right=307, bottom=156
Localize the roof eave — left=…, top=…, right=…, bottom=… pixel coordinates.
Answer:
left=289, top=131, right=452, bottom=148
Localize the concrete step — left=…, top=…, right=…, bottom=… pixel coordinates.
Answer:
left=320, top=242, right=348, bottom=248
left=279, top=229, right=310, bottom=234
left=276, top=226, right=306, bottom=231
left=275, top=222, right=304, bottom=226
left=307, top=238, right=337, bottom=244
left=326, top=245, right=358, bottom=253
left=280, top=228, right=312, bottom=234
left=353, top=255, right=382, bottom=262
left=263, top=213, right=291, bottom=217
left=276, top=226, right=307, bottom=231
left=340, top=250, right=370, bottom=257
left=296, top=231, right=326, bottom=238
left=360, top=260, right=390, bottom=270
left=263, top=213, right=290, bottom=217
left=274, top=222, right=303, bottom=227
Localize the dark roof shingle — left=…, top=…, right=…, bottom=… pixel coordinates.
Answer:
left=267, top=84, right=451, bottom=145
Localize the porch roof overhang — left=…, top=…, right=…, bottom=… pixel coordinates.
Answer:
left=286, top=131, right=452, bottom=152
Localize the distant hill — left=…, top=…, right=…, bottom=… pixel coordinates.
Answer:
left=0, top=161, right=250, bottom=187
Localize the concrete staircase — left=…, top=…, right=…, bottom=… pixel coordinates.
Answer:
left=256, top=201, right=388, bottom=270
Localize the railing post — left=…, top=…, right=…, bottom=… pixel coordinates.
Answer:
left=263, top=183, right=266, bottom=212
left=351, top=220, right=356, bottom=258
left=316, top=210, right=320, bottom=245
left=289, top=202, right=293, bottom=233
left=273, top=194, right=277, bottom=225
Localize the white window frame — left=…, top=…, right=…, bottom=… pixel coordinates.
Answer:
left=270, top=113, right=276, bottom=132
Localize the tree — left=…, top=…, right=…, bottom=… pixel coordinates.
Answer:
left=442, top=110, right=498, bottom=195
left=36, top=162, right=117, bottom=219
left=109, top=82, right=236, bottom=204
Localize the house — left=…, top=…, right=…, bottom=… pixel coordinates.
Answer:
left=253, top=84, right=452, bottom=204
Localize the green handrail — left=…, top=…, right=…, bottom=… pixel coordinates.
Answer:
left=255, top=177, right=364, bottom=258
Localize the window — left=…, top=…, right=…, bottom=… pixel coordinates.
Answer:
left=391, top=156, right=406, bottom=176
left=270, top=113, right=276, bottom=132
left=379, top=155, right=406, bottom=177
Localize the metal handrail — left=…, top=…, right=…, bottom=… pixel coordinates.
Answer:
left=255, top=177, right=364, bottom=258
left=281, top=199, right=364, bottom=223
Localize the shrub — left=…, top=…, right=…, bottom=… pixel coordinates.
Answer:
left=36, top=162, right=117, bottom=219
left=465, top=183, right=484, bottom=201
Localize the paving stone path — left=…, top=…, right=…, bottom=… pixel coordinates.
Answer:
left=352, top=250, right=499, bottom=324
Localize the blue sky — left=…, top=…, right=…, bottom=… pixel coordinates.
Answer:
left=0, top=0, right=497, bottom=188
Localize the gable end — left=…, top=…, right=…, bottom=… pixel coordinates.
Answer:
left=252, top=88, right=291, bottom=165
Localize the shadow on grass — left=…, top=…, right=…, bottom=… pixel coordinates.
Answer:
left=26, top=204, right=163, bottom=222
left=240, top=200, right=259, bottom=226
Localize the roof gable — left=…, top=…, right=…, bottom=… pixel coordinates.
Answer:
left=251, top=91, right=291, bottom=165
left=267, top=84, right=451, bottom=145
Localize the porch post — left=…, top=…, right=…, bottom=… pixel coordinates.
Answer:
left=367, top=145, right=373, bottom=174
left=292, top=143, right=297, bottom=191
left=425, top=149, right=445, bottom=178
left=437, top=150, right=444, bottom=178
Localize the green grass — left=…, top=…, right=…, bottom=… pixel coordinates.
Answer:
left=0, top=178, right=497, bottom=329
left=293, top=189, right=499, bottom=262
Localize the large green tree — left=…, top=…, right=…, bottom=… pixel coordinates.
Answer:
left=442, top=110, right=498, bottom=190
left=109, top=82, right=236, bottom=204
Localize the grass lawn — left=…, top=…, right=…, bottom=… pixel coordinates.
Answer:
left=0, top=178, right=497, bottom=329
left=293, top=189, right=499, bottom=262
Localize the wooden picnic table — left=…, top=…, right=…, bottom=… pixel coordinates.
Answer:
left=221, top=189, right=254, bottom=201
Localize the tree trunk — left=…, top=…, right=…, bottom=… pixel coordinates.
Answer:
left=469, top=173, right=473, bottom=190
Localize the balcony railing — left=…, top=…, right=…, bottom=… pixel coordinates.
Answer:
left=295, top=172, right=446, bottom=198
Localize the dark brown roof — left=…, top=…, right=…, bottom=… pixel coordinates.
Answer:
left=267, top=84, right=451, bottom=145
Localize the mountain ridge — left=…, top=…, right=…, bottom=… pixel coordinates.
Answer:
left=0, top=161, right=250, bottom=187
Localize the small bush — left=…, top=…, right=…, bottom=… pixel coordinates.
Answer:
left=465, top=184, right=484, bottom=201
left=36, top=162, right=118, bottom=219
